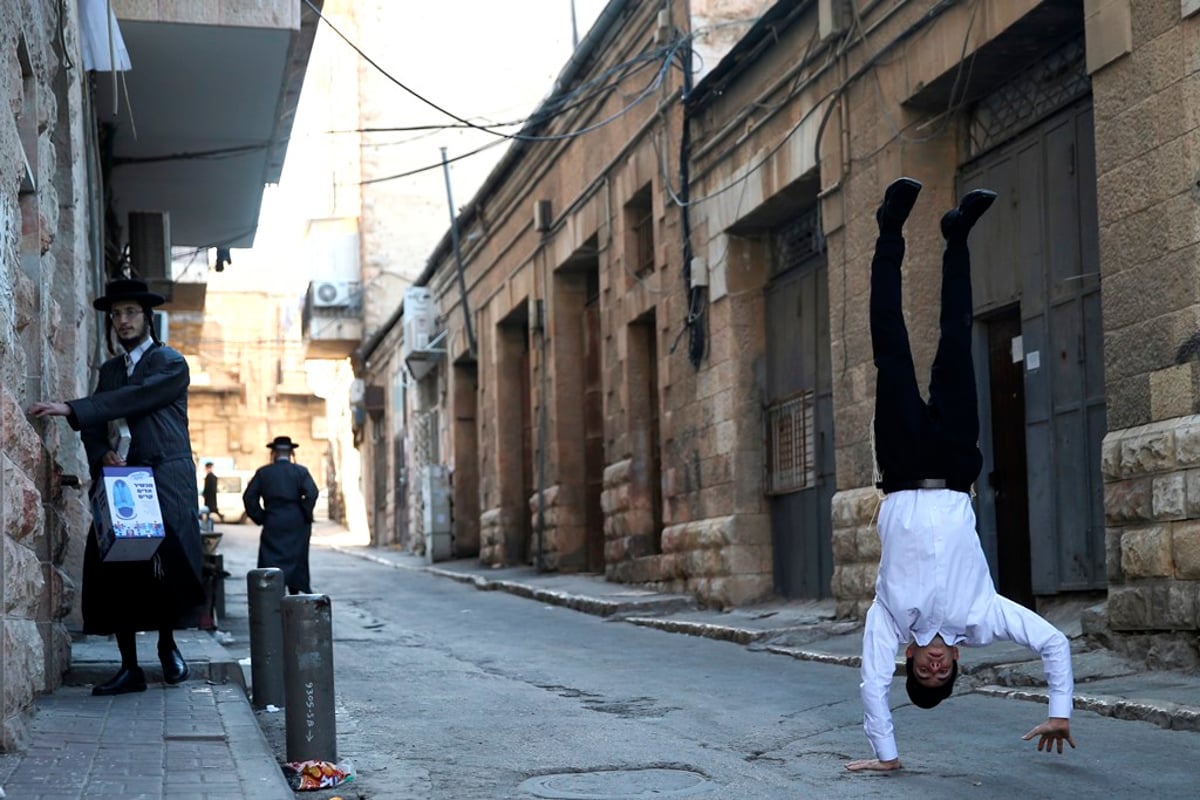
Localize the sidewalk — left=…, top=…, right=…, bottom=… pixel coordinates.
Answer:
left=0, top=629, right=292, bottom=800
left=335, top=541, right=1200, bottom=734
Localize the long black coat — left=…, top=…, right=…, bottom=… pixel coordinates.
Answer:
left=243, top=459, right=318, bottom=593
left=69, top=342, right=205, bottom=634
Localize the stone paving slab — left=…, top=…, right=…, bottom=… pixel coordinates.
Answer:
left=0, top=648, right=291, bottom=799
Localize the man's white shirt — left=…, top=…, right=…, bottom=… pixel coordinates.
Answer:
left=860, top=488, right=1074, bottom=762
left=123, top=337, right=154, bottom=376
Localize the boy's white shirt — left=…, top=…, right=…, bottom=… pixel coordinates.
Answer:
left=860, top=489, right=1074, bottom=762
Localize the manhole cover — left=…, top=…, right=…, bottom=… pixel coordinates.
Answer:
left=519, top=767, right=712, bottom=799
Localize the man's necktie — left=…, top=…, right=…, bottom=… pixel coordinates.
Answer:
left=124, top=353, right=134, bottom=376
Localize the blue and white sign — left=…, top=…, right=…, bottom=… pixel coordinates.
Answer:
left=92, top=466, right=165, bottom=561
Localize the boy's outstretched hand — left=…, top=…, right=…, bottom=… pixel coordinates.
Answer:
left=845, top=758, right=902, bottom=772
left=1022, top=717, right=1076, bottom=754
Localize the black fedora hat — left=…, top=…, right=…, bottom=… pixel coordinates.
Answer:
left=267, top=435, right=298, bottom=450
left=93, top=278, right=166, bottom=311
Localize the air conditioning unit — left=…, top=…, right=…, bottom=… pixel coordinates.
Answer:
left=401, top=287, right=436, bottom=355
left=311, top=281, right=353, bottom=308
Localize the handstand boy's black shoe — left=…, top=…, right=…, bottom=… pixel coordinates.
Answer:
left=159, top=647, right=190, bottom=685
left=941, top=188, right=997, bottom=240
left=876, top=177, right=923, bottom=233
left=92, top=666, right=147, bottom=696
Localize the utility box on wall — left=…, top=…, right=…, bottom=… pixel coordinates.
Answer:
left=422, top=464, right=452, bottom=563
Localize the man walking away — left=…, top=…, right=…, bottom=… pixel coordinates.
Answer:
left=243, top=435, right=319, bottom=594
left=201, top=461, right=224, bottom=523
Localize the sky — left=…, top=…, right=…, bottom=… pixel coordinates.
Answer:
left=215, top=0, right=610, bottom=295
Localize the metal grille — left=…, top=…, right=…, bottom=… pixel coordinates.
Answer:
left=968, top=37, right=1089, bottom=157
left=764, top=391, right=815, bottom=495
left=771, top=206, right=822, bottom=277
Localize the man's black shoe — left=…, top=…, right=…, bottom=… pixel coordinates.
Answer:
left=876, top=177, right=923, bottom=232
left=941, top=188, right=997, bottom=240
left=159, top=647, right=190, bottom=685
left=92, top=666, right=147, bottom=696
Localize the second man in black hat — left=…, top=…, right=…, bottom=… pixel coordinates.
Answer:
left=242, top=435, right=320, bottom=594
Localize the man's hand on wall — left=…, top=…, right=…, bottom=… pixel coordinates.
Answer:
left=26, top=401, right=70, bottom=418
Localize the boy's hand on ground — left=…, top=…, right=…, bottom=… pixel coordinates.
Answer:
left=1022, top=717, right=1076, bottom=754
left=845, top=758, right=902, bottom=772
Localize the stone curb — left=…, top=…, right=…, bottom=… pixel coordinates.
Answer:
left=213, top=683, right=297, bottom=798
left=759, top=644, right=864, bottom=669
left=623, top=616, right=769, bottom=645
left=329, top=546, right=696, bottom=617
left=975, top=684, right=1200, bottom=732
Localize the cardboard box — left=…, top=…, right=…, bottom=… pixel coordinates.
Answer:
left=92, top=466, right=165, bottom=561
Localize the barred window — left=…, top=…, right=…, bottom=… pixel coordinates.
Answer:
left=764, top=391, right=815, bottom=494
left=968, top=37, right=1088, bottom=158
left=771, top=206, right=822, bottom=278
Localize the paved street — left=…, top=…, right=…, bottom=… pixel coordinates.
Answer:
left=208, top=523, right=1199, bottom=800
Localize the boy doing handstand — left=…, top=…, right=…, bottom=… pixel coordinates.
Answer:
left=846, top=178, right=1076, bottom=772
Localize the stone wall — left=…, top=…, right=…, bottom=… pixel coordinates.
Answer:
left=2, top=0, right=94, bottom=749
left=479, top=507, right=509, bottom=565
left=829, top=488, right=883, bottom=619
left=1089, top=0, right=1200, bottom=658
left=605, top=459, right=773, bottom=607
left=1100, top=417, right=1200, bottom=665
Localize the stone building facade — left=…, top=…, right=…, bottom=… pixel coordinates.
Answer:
left=1, top=0, right=94, bottom=751
left=1088, top=0, right=1200, bottom=663
left=354, top=0, right=1200, bottom=662
left=1, top=0, right=315, bottom=748
left=187, top=284, right=330, bottom=498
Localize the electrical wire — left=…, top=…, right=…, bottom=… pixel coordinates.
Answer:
left=357, top=39, right=687, bottom=185
left=305, top=0, right=704, bottom=147
left=849, top=0, right=981, bottom=163
left=359, top=139, right=509, bottom=186
left=322, top=48, right=666, bottom=141
left=303, top=0, right=677, bottom=144
left=112, top=142, right=270, bottom=166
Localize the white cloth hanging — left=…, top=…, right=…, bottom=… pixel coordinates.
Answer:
left=78, top=0, right=131, bottom=72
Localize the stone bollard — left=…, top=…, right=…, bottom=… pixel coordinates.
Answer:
left=281, top=594, right=337, bottom=763
left=247, top=568, right=286, bottom=709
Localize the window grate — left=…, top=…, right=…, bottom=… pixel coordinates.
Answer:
left=771, top=206, right=822, bottom=277
left=764, top=391, right=815, bottom=495
left=968, top=37, right=1089, bottom=157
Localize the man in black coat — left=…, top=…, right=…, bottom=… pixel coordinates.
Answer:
left=28, top=278, right=205, bottom=696
left=243, top=436, right=319, bottom=594
left=201, top=461, right=223, bottom=522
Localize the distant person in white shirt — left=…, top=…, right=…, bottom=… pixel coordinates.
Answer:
left=846, top=178, right=1076, bottom=773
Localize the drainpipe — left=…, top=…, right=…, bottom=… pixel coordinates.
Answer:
left=535, top=294, right=548, bottom=572
left=440, top=147, right=478, bottom=359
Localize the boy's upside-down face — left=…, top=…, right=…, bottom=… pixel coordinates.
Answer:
left=907, top=634, right=959, bottom=687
